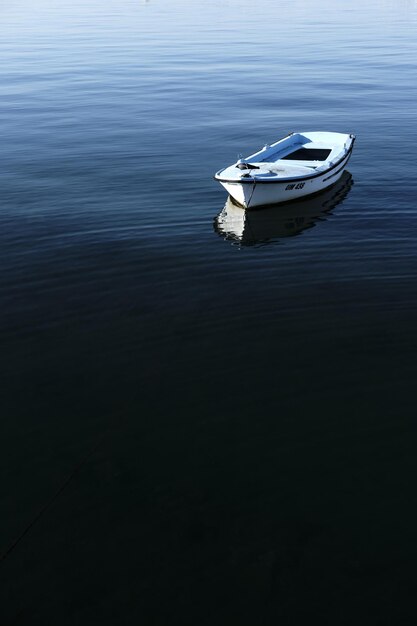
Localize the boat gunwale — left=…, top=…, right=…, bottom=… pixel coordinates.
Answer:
left=214, top=136, right=355, bottom=185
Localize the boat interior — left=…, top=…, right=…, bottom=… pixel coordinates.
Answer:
left=246, top=132, right=348, bottom=170
left=216, top=132, right=353, bottom=181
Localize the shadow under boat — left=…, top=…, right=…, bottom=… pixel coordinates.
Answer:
left=214, top=171, right=353, bottom=247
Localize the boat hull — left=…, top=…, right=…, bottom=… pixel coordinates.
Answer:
left=214, top=171, right=353, bottom=244
left=219, top=149, right=352, bottom=209
left=215, top=132, right=355, bottom=209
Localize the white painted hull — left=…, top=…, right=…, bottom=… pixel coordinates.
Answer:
left=214, top=171, right=353, bottom=245
left=214, top=131, right=355, bottom=209
left=220, top=149, right=352, bottom=209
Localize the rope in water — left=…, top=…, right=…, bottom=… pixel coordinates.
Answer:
left=246, top=178, right=257, bottom=209
left=0, top=434, right=106, bottom=564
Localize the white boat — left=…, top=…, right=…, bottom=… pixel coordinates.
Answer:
left=214, top=171, right=353, bottom=246
left=214, top=131, right=355, bottom=209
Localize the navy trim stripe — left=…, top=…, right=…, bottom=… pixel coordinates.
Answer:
left=215, top=139, right=355, bottom=185
left=322, top=161, right=349, bottom=183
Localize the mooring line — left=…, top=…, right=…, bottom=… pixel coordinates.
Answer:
left=0, top=433, right=106, bottom=565
left=246, top=178, right=257, bottom=209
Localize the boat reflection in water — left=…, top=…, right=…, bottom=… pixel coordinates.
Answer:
left=214, top=171, right=353, bottom=247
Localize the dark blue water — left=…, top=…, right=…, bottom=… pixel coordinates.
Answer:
left=2, top=1, right=417, bottom=623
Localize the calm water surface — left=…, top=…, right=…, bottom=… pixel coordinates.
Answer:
left=2, top=1, right=417, bottom=623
